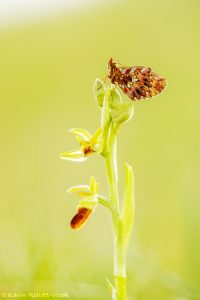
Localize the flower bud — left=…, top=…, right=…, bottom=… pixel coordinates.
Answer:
left=109, top=86, right=122, bottom=108
left=94, top=79, right=105, bottom=107
left=110, top=102, right=134, bottom=125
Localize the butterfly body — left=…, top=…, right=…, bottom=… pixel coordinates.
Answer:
left=108, top=58, right=167, bottom=100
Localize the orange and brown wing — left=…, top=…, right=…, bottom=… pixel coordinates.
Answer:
left=108, top=59, right=167, bottom=101
left=117, top=65, right=167, bottom=100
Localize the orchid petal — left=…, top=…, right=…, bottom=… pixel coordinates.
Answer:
left=89, top=177, right=99, bottom=194
left=91, top=127, right=102, bottom=144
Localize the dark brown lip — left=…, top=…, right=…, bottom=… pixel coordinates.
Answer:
left=70, top=207, right=92, bottom=230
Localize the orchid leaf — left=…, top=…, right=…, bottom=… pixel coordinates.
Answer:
left=121, top=163, right=135, bottom=249
left=106, top=278, right=116, bottom=300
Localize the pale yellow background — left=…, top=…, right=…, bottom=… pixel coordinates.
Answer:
left=0, top=0, right=200, bottom=299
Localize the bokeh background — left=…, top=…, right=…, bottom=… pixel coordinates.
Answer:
left=0, top=0, right=200, bottom=299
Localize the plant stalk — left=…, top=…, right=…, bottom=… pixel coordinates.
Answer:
left=105, top=123, right=127, bottom=300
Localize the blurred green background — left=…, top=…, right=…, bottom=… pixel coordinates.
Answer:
left=0, top=0, right=200, bottom=299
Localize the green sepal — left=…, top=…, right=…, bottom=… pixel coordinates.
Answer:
left=60, top=149, right=86, bottom=162
left=67, top=177, right=99, bottom=197
left=67, top=185, right=90, bottom=196
left=68, top=128, right=92, bottom=141
left=110, top=102, right=134, bottom=125
left=94, top=79, right=105, bottom=107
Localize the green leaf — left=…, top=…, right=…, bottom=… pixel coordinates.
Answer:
left=121, top=163, right=135, bottom=248
left=94, top=79, right=105, bottom=107
left=106, top=278, right=116, bottom=300
left=110, top=102, right=134, bottom=125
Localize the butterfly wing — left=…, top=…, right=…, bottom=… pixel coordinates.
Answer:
left=115, top=64, right=167, bottom=100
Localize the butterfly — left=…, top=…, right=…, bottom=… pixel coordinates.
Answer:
left=108, top=58, right=167, bottom=100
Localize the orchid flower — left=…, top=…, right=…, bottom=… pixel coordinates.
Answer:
left=68, top=177, right=99, bottom=229
left=60, top=127, right=102, bottom=162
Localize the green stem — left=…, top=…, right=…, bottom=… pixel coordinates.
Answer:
left=105, top=137, right=119, bottom=210
left=101, top=86, right=128, bottom=300
left=105, top=123, right=127, bottom=300
left=114, top=220, right=127, bottom=300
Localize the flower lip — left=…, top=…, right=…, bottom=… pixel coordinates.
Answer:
left=70, top=207, right=92, bottom=230
left=83, top=145, right=94, bottom=156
